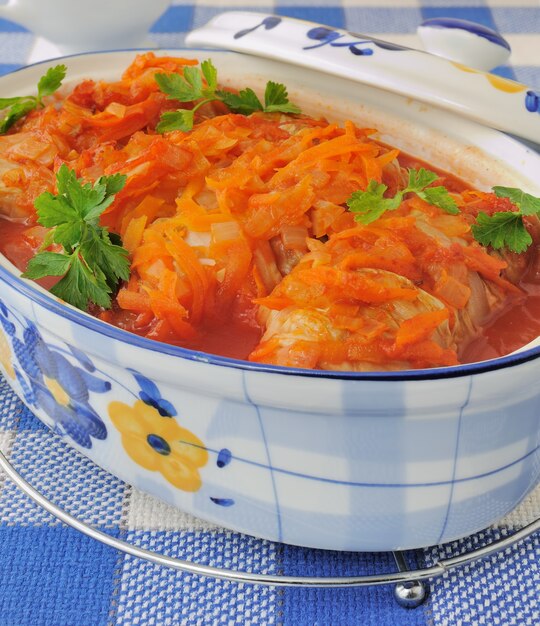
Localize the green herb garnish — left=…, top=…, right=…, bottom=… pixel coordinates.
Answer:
left=471, top=186, right=540, bottom=254
left=471, top=211, right=531, bottom=254
left=346, top=167, right=459, bottom=224
left=23, top=164, right=130, bottom=311
left=347, top=171, right=540, bottom=254
left=155, top=59, right=301, bottom=133
left=218, top=81, right=302, bottom=116
left=0, top=64, right=66, bottom=133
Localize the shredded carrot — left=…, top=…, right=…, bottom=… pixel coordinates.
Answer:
left=164, top=229, right=209, bottom=325
left=117, top=288, right=151, bottom=312
left=394, top=309, right=449, bottom=350
left=122, top=215, right=148, bottom=254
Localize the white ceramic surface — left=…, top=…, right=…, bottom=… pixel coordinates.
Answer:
left=417, top=17, right=511, bottom=71
left=0, top=51, right=540, bottom=552
left=0, top=0, right=171, bottom=54
left=186, top=11, right=540, bottom=145
left=414, top=20, right=539, bottom=356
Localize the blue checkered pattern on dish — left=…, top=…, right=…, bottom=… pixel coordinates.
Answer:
left=0, top=2, right=539, bottom=624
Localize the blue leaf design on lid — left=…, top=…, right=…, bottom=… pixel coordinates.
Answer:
left=234, top=16, right=281, bottom=39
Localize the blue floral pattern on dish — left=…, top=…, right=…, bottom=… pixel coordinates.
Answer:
left=129, top=369, right=177, bottom=417
left=107, top=382, right=208, bottom=492
left=525, top=91, right=540, bottom=114
left=210, top=497, right=235, bottom=507
left=0, top=300, right=109, bottom=448
left=210, top=447, right=235, bottom=506
left=216, top=448, right=232, bottom=468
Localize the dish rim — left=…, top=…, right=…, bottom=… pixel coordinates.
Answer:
left=1, top=48, right=540, bottom=382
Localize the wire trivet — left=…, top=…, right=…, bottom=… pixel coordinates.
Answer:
left=1, top=449, right=539, bottom=609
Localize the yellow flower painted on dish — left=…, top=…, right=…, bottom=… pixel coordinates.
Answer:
left=108, top=399, right=208, bottom=491
left=451, top=62, right=526, bottom=93
left=0, top=328, right=15, bottom=379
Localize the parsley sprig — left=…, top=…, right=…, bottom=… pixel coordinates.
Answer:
left=471, top=187, right=540, bottom=254
left=23, top=164, right=130, bottom=311
left=155, top=59, right=301, bottom=133
left=347, top=169, right=540, bottom=254
left=347, top=168, right=460, bottom=224
left=0, top=64, right=66, bottom=133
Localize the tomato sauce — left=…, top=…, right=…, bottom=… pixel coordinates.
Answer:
left=462, top=251, right=540, bottom=362
left=0, top=220, right=34, bottom=270
left=0, top=220, right=57, bottom=290
left=177, top=321, right=262, bottom=359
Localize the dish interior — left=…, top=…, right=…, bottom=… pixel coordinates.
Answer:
left=1, top=50, right=540, bottom=376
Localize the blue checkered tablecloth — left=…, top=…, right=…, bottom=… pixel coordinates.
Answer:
left=0, top=2, right=539, bottom=625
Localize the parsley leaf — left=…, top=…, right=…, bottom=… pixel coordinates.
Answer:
left=183, top=65, right=204, bottom=98
left=469, top=185, right=540, bottom=253
left=216, top=81, right=301, bottom=116
left=155, top=59, right=301, bottom=132
left=471, top=211, right=532, bottom=254
left=0, top=64, right=66, bottom=133
left=156, top=110, right=195, bottom=133
left=347, top=181, right=400, bottom=224
left=37, top=65, right=67, bottom=102
left=53, top=221, right=84, bottom=250
left=50, top=255, right=112, bottom=311
left=201, top=59, right=218, bottom=93
left=263, top=81, right=301, bottom=114
left=20, top=251, right=72, bottom=278
left=348, top=168, right=459, bottom=224
left=420, top=186, right=460, bottom=214
left=406, top=168, right=438, bottom=192
left=0, top=99, right=37, bottom=134
left=82, top=228, right=129, bottom=290
left=23, top=164, right=129, bottom=311
left=154, top=72, right=201, bottom=103
left=216, top=88, right=263, bottom=115
left=492, top=186, right=540, bottom=216
left=34, top=192, right=79, bottom=228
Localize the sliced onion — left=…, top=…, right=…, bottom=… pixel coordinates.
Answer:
left=280, top=225, right=309, bottom=251
left=254, top=241, right=282, bottom=293
left=211, top=220, right=242, bottom=243
left=105, top=102, right=127, bottom=118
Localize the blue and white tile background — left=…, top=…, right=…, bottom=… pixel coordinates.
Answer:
left=0, top=1, right=539, bottom=624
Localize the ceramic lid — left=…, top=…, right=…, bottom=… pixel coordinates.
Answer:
left=186, top=11, right=540, bottom=146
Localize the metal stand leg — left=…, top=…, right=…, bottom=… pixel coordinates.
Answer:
left=392, top=551, right=428, bottom=608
